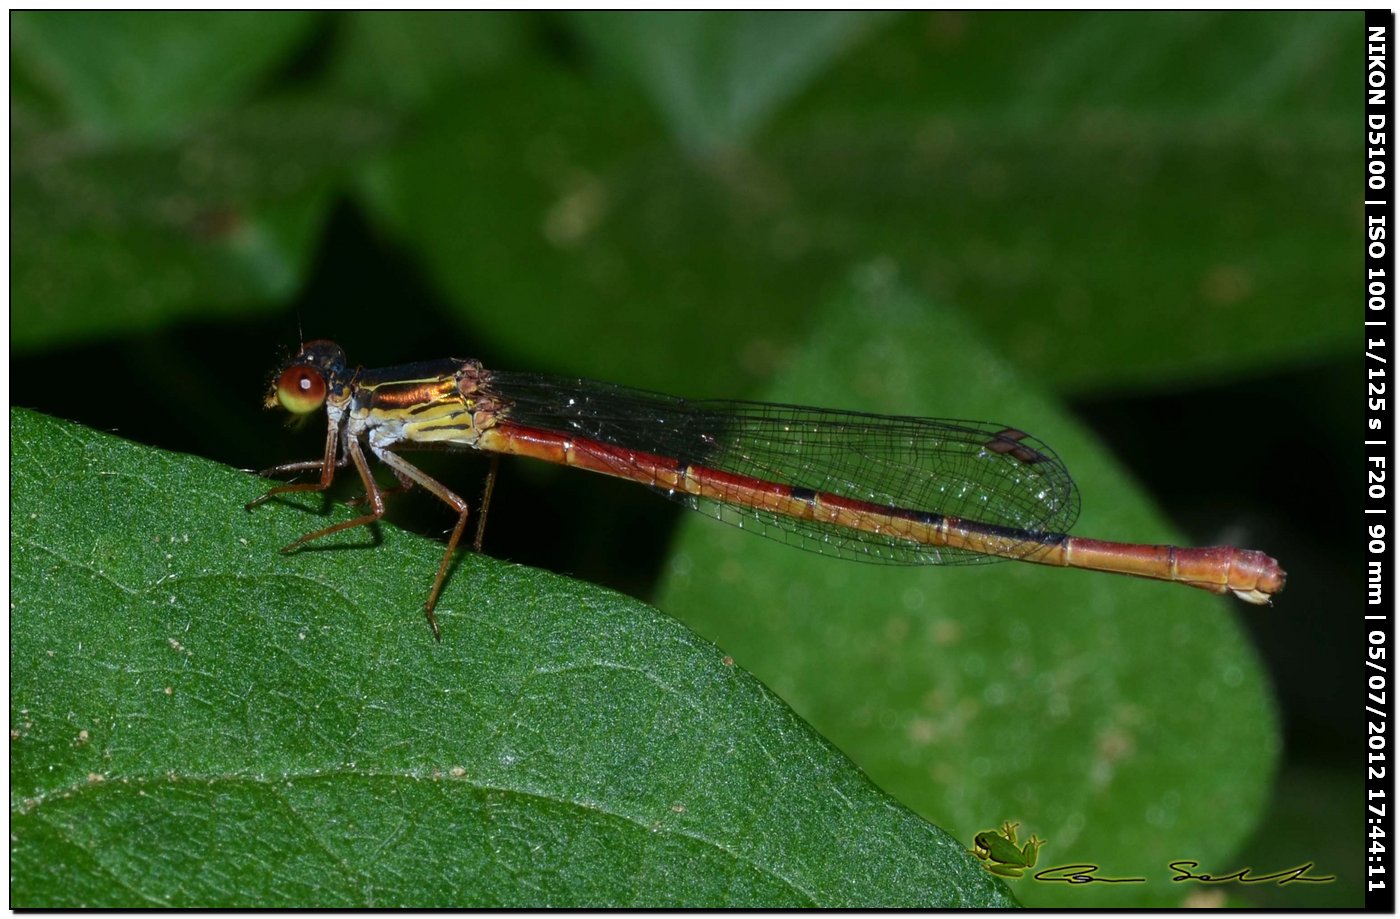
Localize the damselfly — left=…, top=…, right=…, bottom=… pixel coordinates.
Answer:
left=248, top=341, right=1285, bottom=639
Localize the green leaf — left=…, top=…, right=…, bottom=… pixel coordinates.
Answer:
left=570, top=11, right=891, bottom=153
left=10, top=407, right=1015, bottom=908
left=658, top=268, right=1280, bottom=907
left=329, top=11, right=532, bottom=108
left=772, top=11, right=1357, bottom=393
left=11, top=94, right=396, bottom=352
left=11, top=11, right=319, bottom=142
left=363, top=11, right=1352, bottom=399
left=9, top=13, right=400, bottom=354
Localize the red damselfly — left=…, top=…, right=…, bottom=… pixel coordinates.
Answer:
left=248, top=341, right=1286, bottom=639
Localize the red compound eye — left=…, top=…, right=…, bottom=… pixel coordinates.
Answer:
left=275, top=365, right=327, bottom=414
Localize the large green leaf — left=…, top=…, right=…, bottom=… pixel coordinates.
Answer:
left=657, top=269, right=1280, bottom=907
left=10, top=407, right=1014, bottom=908
left=359, top=11, right=1353, bottom=399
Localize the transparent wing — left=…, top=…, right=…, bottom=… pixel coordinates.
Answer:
left=484, top=371, right=1081, bottom=566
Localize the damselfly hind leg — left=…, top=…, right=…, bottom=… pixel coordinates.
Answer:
left=473, top=455, right=500, bottom=552
left=374, top=450, right=478, bottom=642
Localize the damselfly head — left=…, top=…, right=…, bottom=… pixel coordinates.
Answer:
left=270, top=363, right=328, bottom=415
left=263, top=339, right=348, bottom=415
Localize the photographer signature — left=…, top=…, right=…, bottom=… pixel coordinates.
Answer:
left=970, top=822, right=1334, bottom=886
left=1032, top=861, right=1335, bottom=886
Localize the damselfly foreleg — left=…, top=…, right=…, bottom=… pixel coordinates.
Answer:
left=245, top=413, right=343, bottom=510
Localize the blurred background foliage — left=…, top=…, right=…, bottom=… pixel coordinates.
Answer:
left=11, top=11, right=1359, bottom=906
